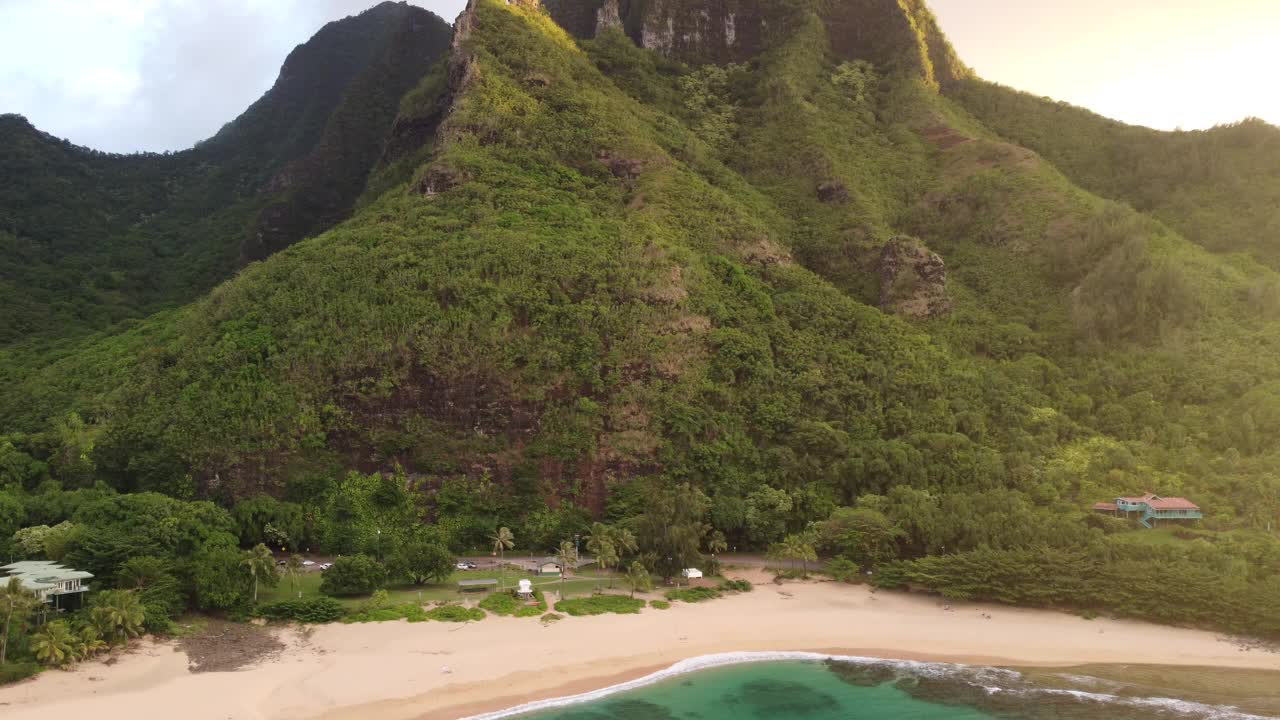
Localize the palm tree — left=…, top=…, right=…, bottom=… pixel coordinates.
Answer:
left=555, top=540, right=578, bottom=598
left=90, top=591, right=145, bottom=644
left=585, top=523, right=617, bottom=586
left=286, top=554, right=305, bottom=597
left=774, top=534, right=817, bottom=577
left=611, top=527, right=638, bottom=557
left=707, top=530, right=728, bottom=555
left=489, top=527, right=515, bottom=589
left=626, top=561, right=653, bottom=598
left=1, top=577, right=37, bottom=665
left=75, top=624, right=107, bottom=660
left=242, top=543, right=278, bottom=603
left=31, top=621, right=77, bottom=667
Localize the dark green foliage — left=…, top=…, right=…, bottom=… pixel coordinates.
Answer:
left=664, top=586, right=721, bottom=603
left=425, top=604, right=485, bottom=622
left=0, top=661, right=39, bottom=684
left=319, top=554, right=387, bottom=597
left=720, top=578, right=753, bottom=592
left=256, top=597, right=347, bottom=624
left=385, top=538, right=454, bottom=586
left=554, top=594, right=646, bottom=616
left=480, top=589, right=548, bottom=617
left=190, top=545, right=252, bottom=611
left=823, top=557, right=861, bottom=583
left=876, top=543, right=1280, bottom=638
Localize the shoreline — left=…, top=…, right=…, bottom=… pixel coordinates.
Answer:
left=3, top=570, right=1277, bottom=720
left=412, top=649, right=1092, bottom=720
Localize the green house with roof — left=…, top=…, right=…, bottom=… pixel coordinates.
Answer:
left=1093, top=493, right=1202, bottom=528
left=2, top=560, right=93, bottom=610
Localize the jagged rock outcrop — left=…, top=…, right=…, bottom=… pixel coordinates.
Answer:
left=543, top=0, right=967, bottom=83
left=878, top=236, right=952, bottom=318
left=595, top=0, right=623, bottom=33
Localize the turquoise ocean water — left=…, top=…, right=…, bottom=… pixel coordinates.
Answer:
left=461, top=653, right=1276, bottom=720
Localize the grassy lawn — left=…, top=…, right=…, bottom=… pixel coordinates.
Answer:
left=259, top=568, right=612, bottom=607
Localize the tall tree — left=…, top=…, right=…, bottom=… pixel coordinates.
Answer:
left=556, top=540, right=578, bottom=598
left=585, top=522, right=618, bottom=586
left=489, top=526, right=515, bottom=589
left=770, top=534, right=818, bottom=576
left=632, top=483, right=712, bottom=582
left=1, top=576, right=36, bottom=665
left=241, top=543, right=278, bottom=604
left=626, top=561, right=653, bottom=599
left=285, top=554, right=305, bottom=597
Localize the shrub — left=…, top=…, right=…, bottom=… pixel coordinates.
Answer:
left=479, top=592, right=518, bottom=615
left=483, top=589, right=547, bottom=617
left=256, top=597, right=347, bottom=624
left=665, top=586, right=721, bottom=603
left=343, top=603, right=428, bottom=623
left=650, top=600, right=671, bottom=610
left=320, top=555, right=387, bottom=597
left=824, top=557, right=861, bottom=584
left=426, top=604, right=485, bottom=622
left=540, top=613, right=564, bottom=624
left=720, top=579, right=753, bottom=592
left=0, top=662, right=39, bottom=685
left=554, top=594, right=645, bottom=616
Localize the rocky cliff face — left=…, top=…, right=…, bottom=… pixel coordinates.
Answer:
left=543, top=0, right=966, bottom=83
left=878, top=237, right=952, bottom=318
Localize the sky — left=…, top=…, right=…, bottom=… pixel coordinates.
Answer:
left=0, top=0, right=1275, bottom=153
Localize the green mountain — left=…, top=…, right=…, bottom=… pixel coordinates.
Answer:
left=0, top=1, right=452, bottom=344
left=1, top=0, right=1277, bottom=637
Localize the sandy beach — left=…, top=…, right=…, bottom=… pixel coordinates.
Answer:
left=2, top=570, right=1277, bottom=720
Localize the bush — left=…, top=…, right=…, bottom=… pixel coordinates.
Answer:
left=650, top=600, right=671, bottom=610
left=256, top=597, right=347, bottom=624
left=479, top=592, right=518, bottom=615
left=343, top=603, right=428, bottom=623
left=554, top=594, right=645, bottom=616
left=0, top=662, right=39, bottom=685
left=720, top=579, right=753, bottom=592
left=665, top=586, right=721, bottom=603
left=824, top=557, right=861, bottom=584
left=320, top=554, right=387, bottom=597
left=540, top=613, right=564, bottom=624
left=481, top=590, right=546, bottom=617
left=426, top=604, right=485, bottom=622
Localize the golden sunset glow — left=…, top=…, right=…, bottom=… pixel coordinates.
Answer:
left=932, top=0, right=1280, bottom=130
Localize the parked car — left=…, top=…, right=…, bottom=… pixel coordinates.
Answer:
left=455, top=562, right=470, bottom=570
left=319, top=562, right=333, bottom=570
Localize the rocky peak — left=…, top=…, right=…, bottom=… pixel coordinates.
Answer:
left=542, top=0, right=965, bottom=84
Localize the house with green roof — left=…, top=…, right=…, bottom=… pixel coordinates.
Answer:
left=2, top=560, right=93, bottom=610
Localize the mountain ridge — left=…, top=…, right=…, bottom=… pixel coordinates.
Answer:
left=0, top=1, right=452, bottom=345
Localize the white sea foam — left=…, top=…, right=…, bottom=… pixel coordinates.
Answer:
left=457, top=651, right=1277, bottom=720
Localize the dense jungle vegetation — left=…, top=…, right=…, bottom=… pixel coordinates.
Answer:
left=2, top=0, right=1278, bottom=673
